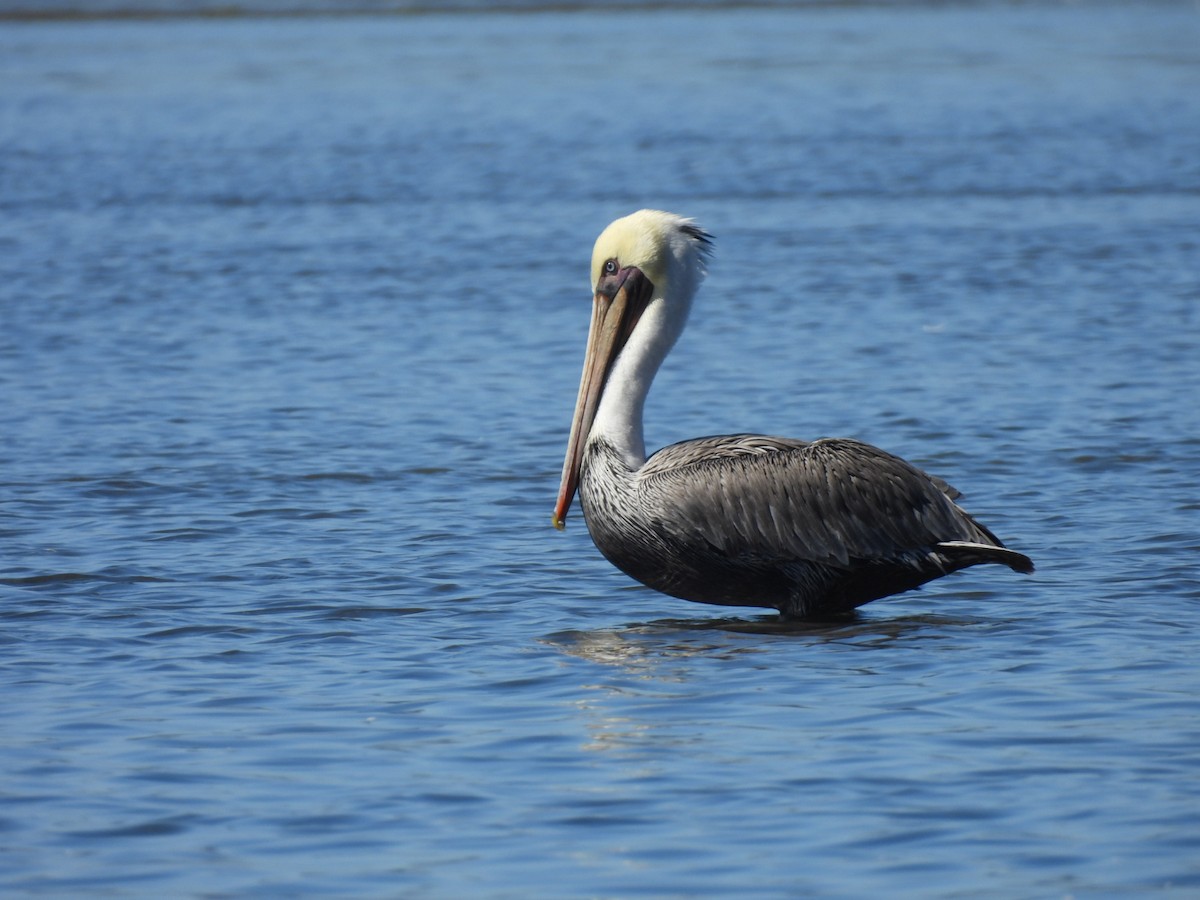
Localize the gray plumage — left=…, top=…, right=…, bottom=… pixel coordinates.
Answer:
left=555, top=210, right=1033, bottom=619
left=580, top=435, right=1033, bottom=619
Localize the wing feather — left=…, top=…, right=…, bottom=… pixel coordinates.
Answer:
left=638, top=435, right=986, bottom=568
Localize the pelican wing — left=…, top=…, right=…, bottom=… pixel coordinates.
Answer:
left=639, top=435, right=982, bottom=568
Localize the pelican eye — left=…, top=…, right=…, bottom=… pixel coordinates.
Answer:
left=603, top=259, right=618, bottom=276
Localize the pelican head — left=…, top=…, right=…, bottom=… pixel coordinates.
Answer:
left=553, top=210, right=711, bottom=530
left=589, top=209, right=710, bottom=305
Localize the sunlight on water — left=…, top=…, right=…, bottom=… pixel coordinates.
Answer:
left=2, top=2, right=1199, bottom=896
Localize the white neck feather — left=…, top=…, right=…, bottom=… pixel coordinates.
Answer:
left=589, top=261, right=701, bottom=470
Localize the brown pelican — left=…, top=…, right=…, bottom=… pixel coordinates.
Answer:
left=553, top=209, right=1033, bottom=619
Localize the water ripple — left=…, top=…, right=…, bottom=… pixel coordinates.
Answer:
left=2, top=4, right=1198, bottom=898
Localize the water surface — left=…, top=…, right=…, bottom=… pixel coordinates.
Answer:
left=2, top=3, right=1199, bottom=896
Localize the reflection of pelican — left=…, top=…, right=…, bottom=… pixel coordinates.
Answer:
left=543, top=615, right=985, bottom=670
left=553, top=210, right=1033, bottom=619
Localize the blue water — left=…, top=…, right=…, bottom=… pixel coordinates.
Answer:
left=3, top=3, right=1200, bottom=896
